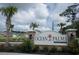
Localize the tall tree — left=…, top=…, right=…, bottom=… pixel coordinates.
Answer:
left=60, top=4, right=79, bottom=28
left=0, top=6, right=17, bottom=45
left=58, top=23, right=66, bottom=34
left=30, top=22, right=39, bottom=30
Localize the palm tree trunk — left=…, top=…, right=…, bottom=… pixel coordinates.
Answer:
left=6, top=17, right=11, bottom=47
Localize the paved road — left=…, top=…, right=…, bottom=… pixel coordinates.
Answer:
left=0, top=52, right=38, bottom=55
left=0, top=52, right=72, bottom=55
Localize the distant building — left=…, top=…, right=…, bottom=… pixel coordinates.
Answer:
left=47, top=16, right=54, bottom=31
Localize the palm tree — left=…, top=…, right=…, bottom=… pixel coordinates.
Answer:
left=30, top=22, right=39, bottom=30
left=0, top=6, right=17, bottom=45
left=58, top=23, right=66, bottom=34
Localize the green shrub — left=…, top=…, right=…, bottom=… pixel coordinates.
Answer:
left=68, top=39, right=79, bottom=54
left=32, top=45, right=39, bottom=52
left=72, top=48, right=79, bottom=54
left=10, top=45, right=23, bottom=52
left=9, top=35, right=27, bottom=42
left=41, top=47, right=49, bottom=52
left=49, top=46, right=57, bottom=53
left=0, top=44, right=5, bottom=52
left=0, top=35, right=6, bottom=42
left=0, top=34, right=27, bottom=42
left=62, top=47, right=71, bottom=53
left=21, top=39, right=33, bottom=53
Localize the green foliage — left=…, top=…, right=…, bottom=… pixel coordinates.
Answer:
left=0, top=6, right=17, bottom=17
left=62, top=47, right=71, bottom=53
left=0, top=6, right=17, bottom=45
left=10, top=45, right=23, bottom=52
left=60, top=4, right=79, bottom=36
left=42, top=47, right=49, bottom=52
left=21, top=39, right=33, bottom=53
left=0, top=44, right=23, bottom=52
left=0, top=34, right=27, bottom=42
left=68, top=39, right=79, bottom=54
left=69, top=39, right=78, bottom=48
left=30, top=22, right=39, bottom=30
left=49, top=46, right=57, bottom=53
left=11, top=35, right=26, bottom=42
left=59, top=4, right=79, bottom=30
left=32, top=45, right=39, bottom=52
left=74, top=21, right=79, bottom=37
left=57, top=23, right=66, bottom=34
left=60, top=4, right=79, bottom=23
left=62, top=20, right=79, bottom=37
left=0, top=35, right=6, bottom=42
left=0, top=44, right=5, bottom=52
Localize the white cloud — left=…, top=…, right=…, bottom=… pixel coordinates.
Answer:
left=34, top=4, right=49, bottom=19
left=35, top=26, right=51, bottom=31
left=12, top=10, right=35, bottom=25
left=51, top=13, right=66, bottom=23
left=11, top=3, right=49, bottom=31
left=76, top=13, right=79, bottom=18
left=13, top=25, right=29, bottom=31
left=0, top=3, right=73, bottom=32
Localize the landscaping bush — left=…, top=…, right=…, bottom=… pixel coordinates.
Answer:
left=0, top=35, right=6, bottom=42
left=32, top=45, right=39, bottom=52
left=42, top=47, right=49, bottom=52
left=20, top=39, right=33, bottom=53
left=0, top=44, right=13, bottom=52
left=0, top=44, right=5, bottom=52
left=9, top=45, right=23, bottom=52
left=39, top=46, right=50, bottom=54
left=11, top=35, right=27, bottom=42
left=68, top=39, right=79, bottom=54
left=5, top=46, right=15, bottom=52
left=57, top=47, right=63, bottom=52
left=72, top=48, right=79, bottom=54
left=0, top=34, right=27, bottom=42
left=49, top=46, right=57, bottom=53
left=62, top=46, right=71, bottom=53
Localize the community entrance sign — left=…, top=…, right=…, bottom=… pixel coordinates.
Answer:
left=34, top=31, right=68, bottom=46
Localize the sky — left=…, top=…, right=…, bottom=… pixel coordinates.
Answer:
left=0, top=3, right=73, bottom=32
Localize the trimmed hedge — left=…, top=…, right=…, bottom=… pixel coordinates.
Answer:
left=20, top=39, right=33, bottom=53
left=49, top=46, right=57, bottom=53
left=32, top=45, right=39, bottom=52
